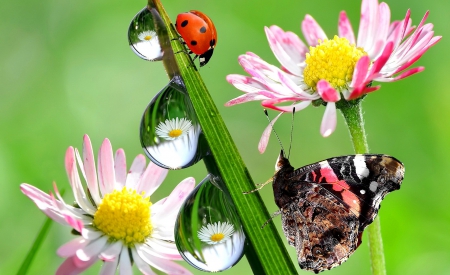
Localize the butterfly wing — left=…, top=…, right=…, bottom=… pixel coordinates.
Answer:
left=273, top=153, right=404, bottom=273
left=280, top=181, right=361, bottom=273
left=295, top=154, right=404, bottom=230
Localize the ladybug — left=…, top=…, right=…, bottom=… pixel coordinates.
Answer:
left=175, top=10, right=217, bottom=67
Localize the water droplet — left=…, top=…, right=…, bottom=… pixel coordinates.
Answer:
left=175, top=175, right=245, bottom=272
left=128, top=7, right=164, bottom=61
left=140, top=76, right=206, bottom=169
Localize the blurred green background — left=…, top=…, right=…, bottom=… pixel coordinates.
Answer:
left=1, top=0, right=448, bottom=274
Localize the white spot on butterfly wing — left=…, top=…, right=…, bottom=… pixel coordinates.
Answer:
left=360, top=189, right=366, bottom=194
left=319, top=160, right=329, bottom=168
left=353, top=155, right=370, bottom=179
left=369, top=181, right=378, bottom=192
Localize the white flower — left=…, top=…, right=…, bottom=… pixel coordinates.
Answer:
left=21, top=134, right=195, bottom=275
left=198, top=221, right=234, bottom=245
left=138, top=30, right=158, bottom=44
left=155, top=117, right=193, bottom=141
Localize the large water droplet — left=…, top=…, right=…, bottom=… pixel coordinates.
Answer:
left=140, top=76, right=206, bottom=169
left=175, top=175, right=246, bottom=272
left=128, top=7, right=164, bottom=61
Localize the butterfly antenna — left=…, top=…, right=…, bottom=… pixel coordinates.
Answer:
left=261, top=210, right=282, bottom=229
left=287, top=107, right=295, bottom=159
left=264, top=109, right=284, bottom=153
left=242, top=178, right=273, bottom=194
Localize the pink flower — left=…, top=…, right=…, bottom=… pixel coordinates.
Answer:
left=226, top=0, right=440, bottom=148
left=21, top=134, right=194, bottom=275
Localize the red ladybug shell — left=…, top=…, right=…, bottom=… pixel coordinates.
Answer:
left=175, top=10, right=217, bottom=66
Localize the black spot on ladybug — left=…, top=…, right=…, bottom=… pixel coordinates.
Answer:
left=181, top=20, right=188, bottom=28
left=199, top=26, right=206, bottom=33
left=210, top=39, right=216, bottom=47
left=190, top=40, right=197, bottom=46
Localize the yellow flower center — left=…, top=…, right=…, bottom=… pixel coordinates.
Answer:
left=144, top=35, right=153, bottom=41
left=303, top=36, right=367, bottom=92
left=168, top=129, right=183, bottom=138
left=93, top=187, right=152, bottom=246
left=210, top=233, right=225, bottom=242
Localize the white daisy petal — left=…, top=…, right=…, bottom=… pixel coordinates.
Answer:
left=198, top=221, right=235, bottom=245
left=155, top=117, right=193, bottom=141
left=21, top=135, right=196, bottom=274
left=119, top=246, right=132, bottom=275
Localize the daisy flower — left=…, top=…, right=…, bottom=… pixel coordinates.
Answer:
left=198, top=222, right=235, bottom=245
left=226, top=0, right=440, bottom=147
left=156, top=117, right=193, bottom=141
left=138, top=30, right=158, bottom=44
left=20, top=134, right=195, bottom=275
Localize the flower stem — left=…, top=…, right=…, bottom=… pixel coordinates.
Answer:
left=339, top=101, right=368, bottom=154
left=339, top=101, right=386, bottom=275
left=17, top=215, right=54, bottom=275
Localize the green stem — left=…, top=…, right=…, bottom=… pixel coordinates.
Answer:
left=339, top=101, right=368, bottom=154
left=339, top=101, right=386, bottom=275
left=150, top=1, right=297, bottom=274
left=17, top=217, right=53, bottom=275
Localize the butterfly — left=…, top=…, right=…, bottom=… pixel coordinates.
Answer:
left=272, top=150, right=404, bottom=273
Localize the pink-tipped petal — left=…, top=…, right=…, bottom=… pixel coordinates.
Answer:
left=349, top=55, right=371, bottom=94
left=136, top=162, right=168, bottom=197
left=400, top=10, right=412, bottom=38
left=137, top=249, right=193, bottom=275
left=125, top=154, right=147, bottom=190
left=152, top=177, right=195, bottom=222
left=258, top=112, right=283, bottom=154
left=57, top=237, right=87, bottom=258
left=225, top=93, right=270, bottom=106
left=301, top=15, right=327, bottom=46
left=82, top=135, right=101, bottom=205
left=396, top=68, right=425, bottom=81
left=366, top=2, right=391, bottom=59
left=99, top=258, right=119, bottom=275
left=119, top=246, right=132, bottom=275
left=65, top=147, right=96, bottom=214
left=262, top=98, right=311, bottom=112
left=100, top=241, right=123, bottom=261
left=387, top=20, right=403, bottom=48
left=265, top=26, right=304, bottom=75
left=367, top=41, right=394, bottom=79
left=277, top=71, right=320, bottom=100
left=321, top=102, right=337, bottom=137
left=357, top=0, right=379, bottom=49
left=144, top=239, right=182, bottom=259
left=338, top=11, right=355, bottom=45
left=81, top=228, right=103, bottom=240
left=21, top=184, right=58, bottom=211
left=65, top=215, right=83, bottom=233
left=56, top=256, right=97, bottom=275
left=76, top=237, right=108, bottom=261
left=317, top=80, right=340, bottom=102
left=269, top=26, right=308, bottom=59
left=98, top=139, right=116, bottom=195
left=226, top=74, right=268, bottom=93
left=348, top=85, right=380, bottom=100
left=132, top=249, right=158, bottom=275
left=20, top=184, right=76, bottom=224
left=378, top=67, right=425, bottom=82
left=114, top=149, right=127, bottom=188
